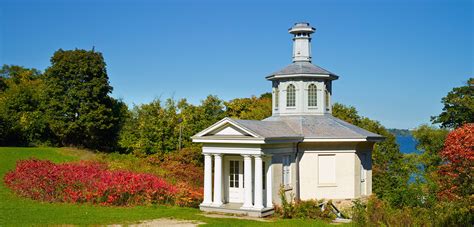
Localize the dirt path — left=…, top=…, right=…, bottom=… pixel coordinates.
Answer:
left=109, top=219, right=204, bottom=227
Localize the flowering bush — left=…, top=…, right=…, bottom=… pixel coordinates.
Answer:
left=4, top=159, right=178, bottom=206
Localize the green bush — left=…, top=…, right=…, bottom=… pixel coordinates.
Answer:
left=351, top=195, right=473, bottom=226
left=351, top=199, right=367, bottom=225
left=275, top=186, right=335, bottom=221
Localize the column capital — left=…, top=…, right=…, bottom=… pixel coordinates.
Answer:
left=213, top=153, right=222, bottom=157
left=241, top=154, right=252, bottom=158
left=253, top=154, right=262, bottom=159
left=203, top=153, right=212, bottom=157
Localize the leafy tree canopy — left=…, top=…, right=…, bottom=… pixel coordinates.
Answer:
left=412, top=125, right=448, bottom=175
left=119, top=95, right=225, bottom=155
left=43, top=49, right=126, bottom=151
left=431, top=78, right=473, bottom=128
left=225, top=94, right=272, bottom=120
left=0, top=65, right=49, bottom=146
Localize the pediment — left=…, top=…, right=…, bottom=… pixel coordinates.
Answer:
left=193, top=117, right=261, bottom=139
left=207, top=124, right=251, bottom=136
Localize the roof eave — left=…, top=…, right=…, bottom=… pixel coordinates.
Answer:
left=264, top=136, right=303, bottom=143
left=366, top=136, right=385, bottom=142
left=192, top=136, right=266, bottom=144
left=302, top=136, right=384, bottom=142
left=266, top=73, right=339, bottom=81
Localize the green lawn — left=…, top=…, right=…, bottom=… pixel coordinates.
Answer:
left=0, top=147, right=337, bottom=226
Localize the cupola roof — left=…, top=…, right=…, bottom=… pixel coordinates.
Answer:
left=266, top=61, right=338, bottom=81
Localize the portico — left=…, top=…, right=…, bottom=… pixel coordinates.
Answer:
left=200, top=150, right=274, bottom=217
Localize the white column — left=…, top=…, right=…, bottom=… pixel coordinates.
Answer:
left=212, top=154, right=223, bottom=207
left=202, top=153, right=213, bottom=206
left=241, top=154, right=253, bottom=209
left=265, top=156, right=273, bottom=208
left=253, top=155, right=264, bottom=209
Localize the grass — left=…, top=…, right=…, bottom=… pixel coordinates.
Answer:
left=0, top=147, right=337, bottom=226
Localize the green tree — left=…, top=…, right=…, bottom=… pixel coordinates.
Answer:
left=119, top=95, right=225, bottom=155
left=410, top=125, right=449, bottom=206
left=225, top=94, right=272, bottom=120
left=0, top=65, right=51, bottom=146
left=259, top=92, right=272, bottom=99
left=412, top=125, right=448, bottom=175
left=120, top=99, right=178, bottom=155
left=177, top=95, right=225, bottom=149
left=43, top=49, right=126, bottom=150
left=431, top=78, right=473, bottom=128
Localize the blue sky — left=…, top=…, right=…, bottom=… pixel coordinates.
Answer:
left=1, top=0, right=472, bottom=129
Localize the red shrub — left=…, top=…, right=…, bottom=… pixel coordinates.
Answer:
left=437, top=123, right=474, bottom=200
left=144, top=148, right=204, bottom=207
left=4, top=159, right=177, bottom=206
left=174, top=182, right=203, bottom=207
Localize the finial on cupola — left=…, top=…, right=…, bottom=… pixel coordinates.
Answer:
left=288, top=22, right=315, bottom=63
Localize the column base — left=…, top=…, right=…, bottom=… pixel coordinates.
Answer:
left=252, top=205, right=265, bottom=210
left=201, top=204, right=275, bottom=217
left=200, top=202, right=212, bottom=207
left=240, top=204, right=253, bottom=210
left=210, top=202, right=223, bottom=207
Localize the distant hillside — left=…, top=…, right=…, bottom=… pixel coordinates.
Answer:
left=388, top=128, right=412, bottom=137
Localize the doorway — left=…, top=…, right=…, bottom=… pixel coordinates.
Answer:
left=226, top=158, right=244, bottom=203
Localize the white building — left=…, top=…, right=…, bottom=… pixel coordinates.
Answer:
left=192, top=22, right=383, bottom=217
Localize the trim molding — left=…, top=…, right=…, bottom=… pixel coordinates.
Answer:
left=303, top=138, right=367, bottom=142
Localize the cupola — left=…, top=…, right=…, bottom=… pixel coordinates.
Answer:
left=266, top=23, right=338, bottom=116
left=289, top=22, right=315, bottom=62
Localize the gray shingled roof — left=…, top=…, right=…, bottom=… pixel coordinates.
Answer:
left=232, top=119, right=300, bottom=138
left=266, top=61, right=338, bottom=79
left=262, top=115, right=382, bottom=140
left=225, top=115, right=382, bottom=140
left=194, top=115, right=383, bottom=141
